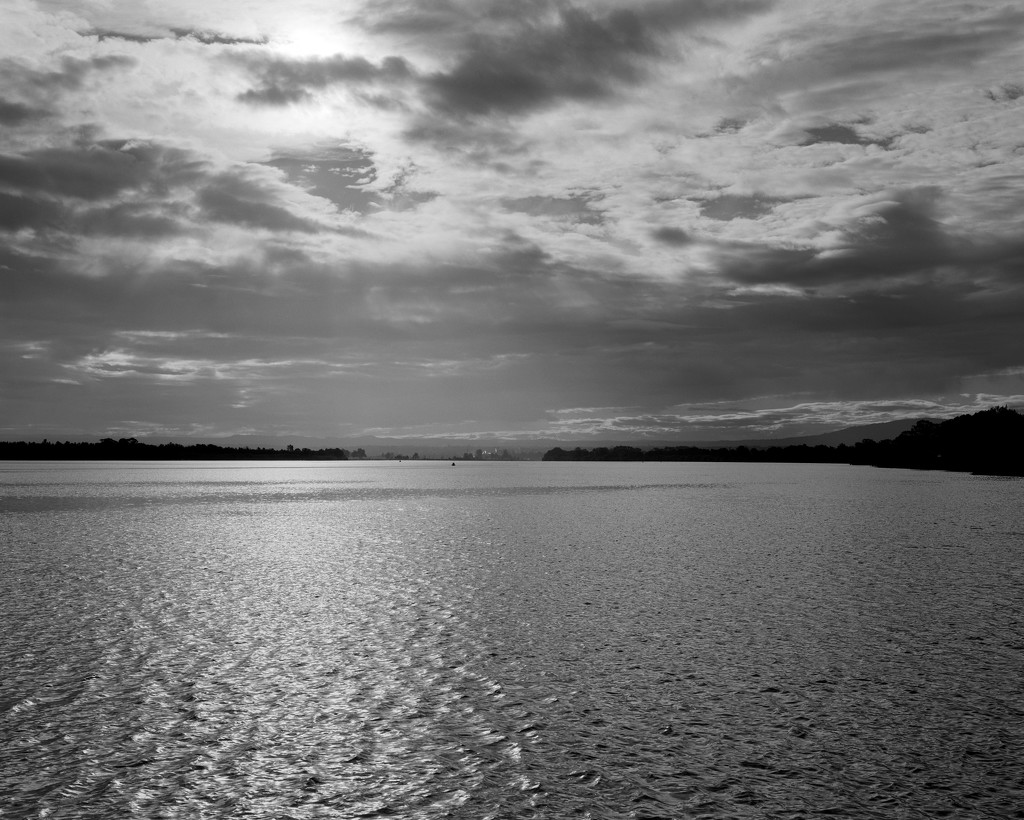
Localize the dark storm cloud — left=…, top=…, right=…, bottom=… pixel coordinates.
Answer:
left=89, top=28, right=268, bottom=46
left=0, top=146, right=152, bottom=201
left=822, top=12, right=1024, bottom=77
left=2, top=231, right=635, bottom=361
left=232, top=52, right=414, bottom=105
left=0, top=55, right=136, bottom=98
left=400, top=116, right=529, bottom=160
left=799, top=124, right=894, bottom=149
left=723, top=5, right=1024, bottom=121
left=723, top=282, right=1024, bottom=399
left=501, top=195, right=603, bottom=224
left=651, top=227, right=692, bottom=245
left=640, top=0, right=775, bottom=28
left=0, top=192, right=64, bottom=231
left=359, top=0, right=772, bottom=40
left=0, top=98, right=49, bottom=126
left=0, top=141, right=231, bottom=247
left=197, top=173, right=321, bottom=232
left=89, top=30, right=161, bottom=44
left=267, top=148, right=436, bottom=213
left=0, top=139, right=327, bottom=240
left=396, top=1, right=733, bottom=150
left=984, top=83, right=1024, bottom=103
left=699, top=194, right=784, bottom=221
left=236, top=1, right=773, bottom=115
left=713, top=117, right=746, bottom=134
left=3, top=209, right=1021, bottom=435
left=355, top=0, right=550, bottom=36
left=75, top=203, right=187, bottom=238
left=715, top=189, right=1024, bottom=302
left=265, top=148, right=380, bottom=213
left=750, top=5, right=1024, bottom=104
left=170, top=29, right=269, bottom=46
left=423, top=6, right=655, bottom=116
left=0, top=242, right=664, bottom=430
left=0, top=184, right=188, bottom=239
left=0, top=141, right=206, bottom=202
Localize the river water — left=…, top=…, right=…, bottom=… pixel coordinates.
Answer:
left=1, top=461, right=1021, bottom=819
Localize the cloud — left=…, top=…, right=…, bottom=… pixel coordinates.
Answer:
left=501, top=194, right=603, bottom=224
left=359, top=0, right=772, bottom=44
left=809, top=8, right=1024, bottom=79
left=263, top=146, right=437, bottom=214
left=0, top=140, right=187, bottom=201
left=535, top=395, right=1024, bottom=441
left=708, top=187, right=1012, bottom=292
left=730, top=3, right=1024, bottom=116
left=232, top=51, right=414, bottom=105
left=89, top=30, right=162, bottom=44
left=0, top=54, right=136, bottom=98
left=88, top=27, right=270, bottom=46
left=197, top=171, right=322, bottom=233
left=984, top=83, right=1024, bottom=103
left=231, top=2, right=672, bottom=117
left=0, top=98, right=49, bottom=126
left=699, top=193, right=785, bottom=221
left=650, top=226, right=692, bottom=245
left=3, top=202, right=1023, bottom=439
left=0, top=134, right=372, bottom=286
left=0, top=140, right=209, bottom=242
left=356, top=0, right=550, bottom=37
left=75, top=202, right=187, bottom=238
left=423, top=6, right=656, bottom=116
left=640, top=0, right=775, bottom=28
left=169, top=28, right=270, bottom=46
left=0, top=191, right=64, bottom=231
left=412, top=0, right=773, bottom=119
left=799, top=124, right=894, bottom=149
left=233, top=1, right=773, bottom=118
left=2, top=0, right=1023, bottom=440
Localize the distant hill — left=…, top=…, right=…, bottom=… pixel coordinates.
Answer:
left=854, top=406, right=1024, bottom=475
left=541, top=408, right=1023, bottom=476
left=727, top=418, right=930, bottom=449
left=2, top=418, right=928, bottom=458
left=194, top=420, right=928, bottom=457
left=8, top=411, right=1017, bottom=473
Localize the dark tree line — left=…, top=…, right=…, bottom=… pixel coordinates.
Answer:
left=847, top=406, right=1023, bottom=475
left=543, top=407, right=1024, bottom=476
left=543, top=443, right=847, bottom=464
left=3, top=408, right=1021, bottom=472
left=0, top=438, right=366, bottom=461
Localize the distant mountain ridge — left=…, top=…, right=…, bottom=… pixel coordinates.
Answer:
left=541, top=408, right=1024, bottom=476
left=6, top=418, right=927, bottom=457
left=718, top=418, right=933, bottom=449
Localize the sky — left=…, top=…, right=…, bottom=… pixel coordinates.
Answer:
left=2, top=0, right=1024, bottom=442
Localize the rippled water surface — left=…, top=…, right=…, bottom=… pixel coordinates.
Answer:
left=2, top=461, right=1022, bottom=819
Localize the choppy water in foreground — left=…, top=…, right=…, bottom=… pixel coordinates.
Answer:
left=1, top=461, right=1022, bottom=819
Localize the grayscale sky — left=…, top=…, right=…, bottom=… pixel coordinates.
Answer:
left=2, top=0, right=1023, bottom=441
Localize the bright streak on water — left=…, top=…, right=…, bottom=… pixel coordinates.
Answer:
left=1, top=461, right=1022, bottom=818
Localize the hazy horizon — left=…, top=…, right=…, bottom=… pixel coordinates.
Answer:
left=3, top=1, right=1023, bottom=441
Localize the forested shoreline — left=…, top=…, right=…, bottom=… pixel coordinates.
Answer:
left=2, top=407, right=1021, bottom=474
left=0, top=439, right=364, bottom=461
left=542, top=407, right=1024, bottom=476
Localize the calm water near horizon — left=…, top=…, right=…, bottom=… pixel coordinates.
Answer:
left=1, top=460, right=1022, bottom=819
